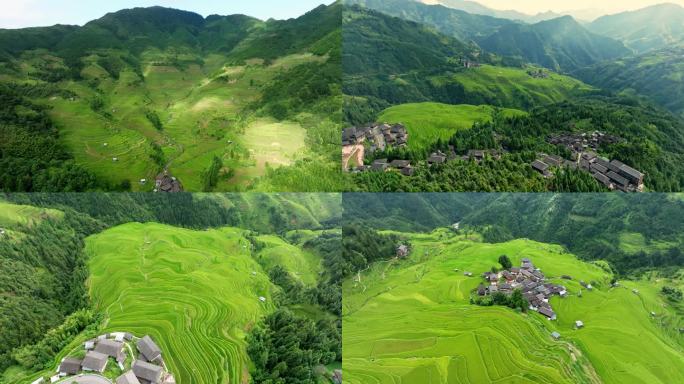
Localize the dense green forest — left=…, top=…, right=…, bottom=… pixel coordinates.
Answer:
left=0, top=83, right=104, bottom=192
left=0, top=194, right=341, bottom=382
left=575, top=45, right=684, bottom=119
left=342, top=193, right=684, bottom=275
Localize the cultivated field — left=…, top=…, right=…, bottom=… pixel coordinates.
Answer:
left=343, top=230, right=684, bottom=383
left=86, top=223, right=277, bottom=384
left=430, top=65, right=593, bottom=110
left=377, top=102, right=525, bottom=151
left=32, top=51, right=324, bottom=191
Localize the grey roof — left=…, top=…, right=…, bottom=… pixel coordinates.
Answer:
left=618, top=163, right=643, bottom=181
left=117, top=371, right=142, bottom=384
left=132, top=360, right=163, bottom=383
left=389, top=160, right=411, bottom=168
left=95, top=339, right=124, bottom=359
left=590, top=163, right=608, bottom=174
left=593, top=172, right=611, bottom=185
left=607, top=171, right=629, bottom=186
left=59, top=357, right=82, bottom=374
left=82, top=351, right=108, bottom=372
left=137, top=335, right=162, bottom=362
left=531, top=160, right=549, bottom=172
left=538, top=307, right=555, bottom=318
left=551, top=331, right=561, bottom=339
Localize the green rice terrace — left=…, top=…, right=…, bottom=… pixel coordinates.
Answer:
left=0, top=4, right=343, bottom=192
left=13, top=221, right=326, bottom=384
left=377, top=102, right=526, bottom=152
left=342, top=229, right=684, bottom=384
left=85, top=223, right=276, bottom=383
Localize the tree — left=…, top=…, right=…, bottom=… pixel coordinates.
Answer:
left=498, top=255, right=512, bottom=270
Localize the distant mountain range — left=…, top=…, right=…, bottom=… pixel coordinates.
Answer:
left=478, top=15, right=630, bottom=72
left=423, top=0, right=606, bottom=23
left=347, top=0, right=629, bottom=73
left=587, top=3, right=684, bottom=53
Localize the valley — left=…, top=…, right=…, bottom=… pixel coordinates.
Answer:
left=0, top=3, right=342, bottom=192
left=343, top=0, right=684, bottom=193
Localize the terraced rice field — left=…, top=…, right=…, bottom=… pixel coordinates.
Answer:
left=86, top=223, right=277, bottom=384
left=0, top=202, right=63, bottom=227
left=40, top=51, right=321, bottom=191
left=377, top=102, right=526, bottom=152
left=343, top=231, right=684, bottom=384
left=430, top=65, right=593, bottom=111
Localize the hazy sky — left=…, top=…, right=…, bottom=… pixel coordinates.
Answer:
left=474, top=0, right=684, bottom=14
left=0, top=0, right=333, bottom=29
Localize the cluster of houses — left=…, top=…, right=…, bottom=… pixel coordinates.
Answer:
left=342, top=123, right=409, bottom=171
left=538, top=131, right=645, bottom=192
left=476, top=258, right=567, bottom=320
left=154, top=171, right=183, bottom=193
left=531, top=151, right=645, bottom=192
left=342, top=123, right=409, bottom=151
left=527, top=68, right=550, bottom=79
left=45, top=333, right=174, bottom=384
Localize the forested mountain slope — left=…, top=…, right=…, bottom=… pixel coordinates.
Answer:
left=588, top=3, right=684, bottom=53
left=575, top=45, right=684, bottom=119
left=343, top=193, right=684, bottom=275
left=0, top=3, right=343, bottom=192
left=478, top=15, right=630, bottom=72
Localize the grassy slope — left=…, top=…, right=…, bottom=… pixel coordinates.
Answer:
left=343, top=231, right=684, bottom=384
left=255, top=234, right=322, bottom=285
left=86, top=222, right=276, bottom=384
left=432, top=65, right=593, bottom=108
left=0, top=202, right=63, bottom=228
left=35, top=51, right=321, bottom=191
left=378, top=102, right=526, bottom=151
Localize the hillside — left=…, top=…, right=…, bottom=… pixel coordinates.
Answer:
left=343, top=233, right=684, bottom=383
left=477, top=16, right=630, bottom=73
left=588, top=3, right=684, bottom=53
left=0, top=4, right=342, bottom=192
left=346, top=0, right=629, bottom=73
left=0, top=194, right=342, bottom=383
left=85, top=223, right=274, bottom=384
left=574, top=45, right=684, bottom=119
left=343, top=6, right=593, bottom=125
left=342, top=193, right=684, bottom=275
left=424, top=0, right=548, bottom=22
left=377, top=102, right=526, bottom=152
left=344, top=0, right=515, bottom=42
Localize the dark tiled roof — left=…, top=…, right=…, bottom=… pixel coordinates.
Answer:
left=132, top=360, right=163, bottom=383
left=117, top=371, right=142, bottom=384
left=82, top=351, right=108, bottom=372
left=137, top=335, right=162, bottom=362
left=59, top=357, right=82, bottom=375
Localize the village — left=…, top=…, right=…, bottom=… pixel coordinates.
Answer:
left=343, top=120, right=646, bottom=193
left=32, top=333, right=175, bottom=384
left=531, top=131, right=645, bottom=192
left=474, top=258, right=568, bottom=321
left=342, top=122, right=502, bottom=175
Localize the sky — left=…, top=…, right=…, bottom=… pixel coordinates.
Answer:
left=0, top=0, right=334, bottom=29
left=474, top=0, right=684, bottom=15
